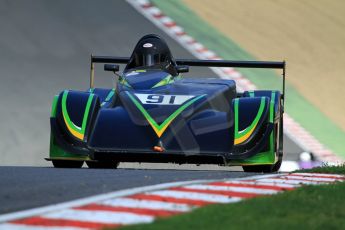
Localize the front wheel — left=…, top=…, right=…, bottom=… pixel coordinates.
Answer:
left=52, top=160, right=84, bottom=168
left=86, top=160, right=119, bottom=169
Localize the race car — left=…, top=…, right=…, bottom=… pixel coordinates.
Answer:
left=47, top=34, right=286, bottom=172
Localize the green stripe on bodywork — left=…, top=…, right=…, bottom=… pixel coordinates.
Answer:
left=81, top=94, right=94, bottom=134
left=49, top=134, right=90, bottom=160
left=105, top=89, right=115, bottom=101
left=152, top=74, right=182, bottom=88
left=269, top=92, right=276, bottom=151
left=62, top=90, right=94, bottom=136
left=269, top=92, right=277, bottom=162
left=230, top=151, right=275, bottom=166
left=234, top=99, right=239, bottom=134
left=62, top=91, right=81, bottom=133
left=119, top=77, right=132, bottom=88
left=151, top=0, right=345, bottom=157
left=233, top=94, right=276, bottom=165
left=270, top=92, right=276, bottom=123
left=102, top=89, right=116, bottom=107
left=126, top=92, right=205, bottom=137
left=152, top=75, right=173, bottom=88
left=51, top=95, right=59, bottom=118
left=234, top=97, right=266, bottom=141
left=245, top=93, right=278, bottom=165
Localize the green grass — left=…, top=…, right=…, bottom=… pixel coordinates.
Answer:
left=117, top=165, right=345, bottom=230
left=297, top=164, right=345, bottom=174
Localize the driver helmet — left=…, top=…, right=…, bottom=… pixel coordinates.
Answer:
left=126, top=34, right=176, bottom=74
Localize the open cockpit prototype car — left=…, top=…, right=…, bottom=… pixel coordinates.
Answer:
left=47, top=34, right=286, bottom=172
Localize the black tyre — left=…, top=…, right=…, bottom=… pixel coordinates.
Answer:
left=86, top=160, right=119, bottom=169
left=52, top=160, right=84, bottom=168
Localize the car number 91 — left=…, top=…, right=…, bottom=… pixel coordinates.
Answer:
left=135, top=93, right=196, bottom=105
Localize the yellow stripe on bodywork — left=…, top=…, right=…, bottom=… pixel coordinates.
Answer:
left=61, top=90, right=94, bottom=141
left=234, top=97, right=266, bottom=145
left=62, top=115, right=84, bottom=140
left=234, top=123, right=258, bottom=145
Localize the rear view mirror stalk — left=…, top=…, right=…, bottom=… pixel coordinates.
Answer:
left=176, top=65, right=189, bottom=73
left=104, top=64, right=120, bottom=73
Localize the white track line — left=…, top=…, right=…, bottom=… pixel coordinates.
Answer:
left=181, top=184, right=279, bottom=195
left=0, top=172, right=343, bottom=230
left=99, top=198, right=192, bottom=212
left=42, top=209, right=154, bottom=225
left=256, top=178, right=322, bottom=185
left=291, top=173, right=345, bottom=178
left=146, top=190, right=242, bottom=203
left=280, top=175, right=343, bottom=182
left=221, top=180, right=298, bottom=189
left=0, top=179, right=206, bottom=223
left=0, top=174, right=283, bottom=223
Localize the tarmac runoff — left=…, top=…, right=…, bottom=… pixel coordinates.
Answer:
left=0, top=172, right=343, bottom=229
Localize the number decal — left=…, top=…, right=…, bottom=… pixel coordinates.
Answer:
left=169, top=95, right=176, bottom=104
left=135, top=94, right=197, bottom=105
left=146, top=95, right=164, bottom=104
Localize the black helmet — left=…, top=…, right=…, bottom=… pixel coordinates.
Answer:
left=126, top=34, right=177, bottom=74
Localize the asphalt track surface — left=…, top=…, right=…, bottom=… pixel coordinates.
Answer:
left=0, top=0, right=303, bottom=215
left=0, top=166, right=255, bottom=214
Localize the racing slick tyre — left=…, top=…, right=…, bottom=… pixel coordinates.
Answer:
left=86, top=160, right=119, bottom=169
left=242, top=115, right=283, bottom=173
left=52, top=160, right=84, bottom=168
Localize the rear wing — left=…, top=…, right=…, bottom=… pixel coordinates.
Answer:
left=90, top=55, right=286, bottom=102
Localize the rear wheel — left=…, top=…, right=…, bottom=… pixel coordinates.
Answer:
left=52, top=160, right=84, bottom=168
left=86, top=160, right=119, bottom=169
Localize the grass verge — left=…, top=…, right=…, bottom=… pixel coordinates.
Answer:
left=117, top=165, right=345, bottom=230
left=297, top=164, right=345, bottom=174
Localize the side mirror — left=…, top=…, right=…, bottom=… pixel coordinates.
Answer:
left=176, top=65, right=189, bottom=73
left=104, top=64, right=120, bottom=72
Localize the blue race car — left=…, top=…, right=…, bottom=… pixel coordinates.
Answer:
left=47, top=34, right=285, bottom=172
